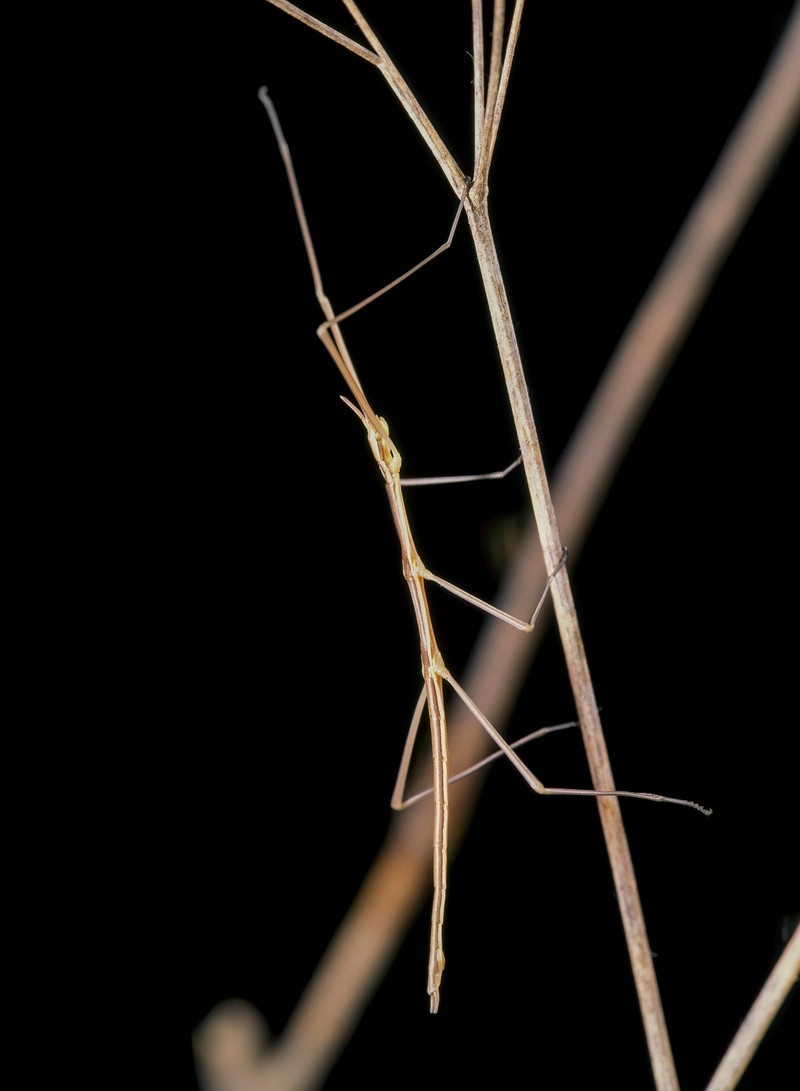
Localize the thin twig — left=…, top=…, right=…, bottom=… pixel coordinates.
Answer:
left=265, top=0, right=379, bottom=65
left=470, top=1, right=485, bottom=177
left=705, top=923, right=800, bottom=1091
left=465, top=186, right=682, bottom=1091
left=482, top=0, right=506, bottom=169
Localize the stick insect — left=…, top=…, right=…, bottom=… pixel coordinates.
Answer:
left=259, top=87, right=709, bottom=1014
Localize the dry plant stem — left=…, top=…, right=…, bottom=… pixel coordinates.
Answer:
left=462, top=16, right=800, bottom=1085
left=472, top=1, right=525, bottom=201
left=481, top=0, right=507, bottom=170
left=470, top=0, right=485, bottom=167
left=705, top=923, right=800, bottom=1091
left=466, top=9, right=674, bottom=1080
left=465, top=193, right=679, bottom=1091
left=195, top=6, right=800, bottom=1090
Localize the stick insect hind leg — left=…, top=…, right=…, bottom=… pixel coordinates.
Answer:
left=391, top=540, right=711, bottom=818
left=259, top=88, right=710, bottom=1014
left=387, top=550, right=710, bottom=1011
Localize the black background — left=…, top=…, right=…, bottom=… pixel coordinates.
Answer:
left=180, top=3, right=798, bottom=1088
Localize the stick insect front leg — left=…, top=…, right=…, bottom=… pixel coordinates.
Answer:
left=259, top=89, right=709, bottom=1015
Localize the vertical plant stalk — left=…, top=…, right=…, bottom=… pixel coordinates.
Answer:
left=465, top=194, right=680, bottom=1090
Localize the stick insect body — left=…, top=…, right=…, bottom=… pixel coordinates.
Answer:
left=259, top=87, right=709, bottom=1014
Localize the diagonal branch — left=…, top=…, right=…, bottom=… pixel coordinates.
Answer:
left=265, top=0, right=379, bottom=65
left=464, top=185, right=682, bottom=1090
left=341, top=0, right=465, bottom=191
left=705, top=923, right=800, bottom=1091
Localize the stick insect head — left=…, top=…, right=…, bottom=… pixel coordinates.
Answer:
left=340, top=396, right=402, bottom=475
